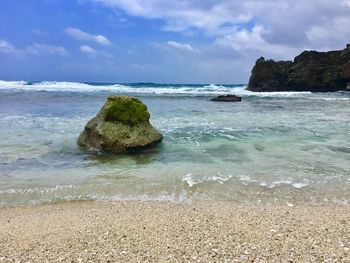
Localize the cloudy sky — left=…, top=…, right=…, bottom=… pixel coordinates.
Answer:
left=0, top=0, right=349, bottom=83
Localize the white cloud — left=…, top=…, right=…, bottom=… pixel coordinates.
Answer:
left=0, top=40, right=68, bottom=57
left=215, top=26, right=267, bottom=51
left=80, top=45, right=96, bottom=54
left=343, top=0, right=350, bottom=8
left=215, top=25, right=298, bottom=59
left=167, top=41, right=198, bottom=52
left=31, top=28, right=50, bottom=37
left=306, top=17, right=350, bottom=49
left=26, top=44, right=69, bottom=56
left=65, top=27, right=111, bottom=45
left=91, top=0, right=350, bottom=56
left=0, top=40, right=19, bottom=54
left=91, top=0, right=250, bottom=33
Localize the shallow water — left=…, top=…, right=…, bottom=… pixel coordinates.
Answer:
left=0, top=81, right=349, bottom=206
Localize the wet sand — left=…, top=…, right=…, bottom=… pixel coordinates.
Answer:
left=1, top=201, right=349, bottom=262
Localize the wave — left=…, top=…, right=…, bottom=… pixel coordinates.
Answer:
left=238, top=175, right=311, bottom=189
left=0, top=184, right=77, bottom=194
left=182, top=173, right=311, bottom=189
left=0, top=80, right=27, bottom=86
left=182, top=173, right=233, bottom=187
left=0, top=80, right=246, bottom=95
left=1, top=80, right=348, bottom=99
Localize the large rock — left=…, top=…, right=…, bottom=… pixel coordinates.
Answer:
left=247, top=44, right=350, bottom=92
left=78, top=96, right=163, bottom=153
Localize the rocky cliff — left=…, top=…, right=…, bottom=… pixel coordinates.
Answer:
left=247, top=44, right=350, bottom=92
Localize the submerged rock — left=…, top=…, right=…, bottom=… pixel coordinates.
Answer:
left=77, top=96, right=163, bottom=153
left=210, top=95, right=242, bottom=102
left=248, top=44, right=350, bottom=92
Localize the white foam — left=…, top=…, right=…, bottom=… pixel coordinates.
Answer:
left=0, top=80, right=236, bottom=94
left=182, top=172, right=233, bottom=187
left=259, top=179, right=310, bottom=189
left=0, top=184, right=77, bottom=194
left=182, top=173, right=197, bottom=187
left=238, top=175, right=256, bottom=185
left=0, top=79, right=319, bottom=97
left=318, top=98, right=348, bottom=101
left=108, top=191, right=192, bottom=203
left=291, top=182, right=310, bottom=189
left=0, top=80, right=27, bottom=86
left=236, top=89, right=313, bottom=98
left=203, top=84, right=226, bottom=89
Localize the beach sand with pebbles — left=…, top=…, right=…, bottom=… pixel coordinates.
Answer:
left=1, top=201, right=350, bottom=262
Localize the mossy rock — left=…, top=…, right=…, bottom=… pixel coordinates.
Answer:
left=103, top=96, right=150, bottom=124
left=77, top=96, right=163, bottom=153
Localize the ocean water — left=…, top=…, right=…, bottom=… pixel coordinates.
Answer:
left=0, top=81, right=349, bottom=206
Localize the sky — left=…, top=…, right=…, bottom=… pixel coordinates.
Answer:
left=0, top=0, right=349, bottom=84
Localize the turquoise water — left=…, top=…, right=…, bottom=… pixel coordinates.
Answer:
left=0, top=81, right=349, bottom=206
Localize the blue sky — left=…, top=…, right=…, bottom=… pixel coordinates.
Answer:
left=0, top=0, right=349, bottom=83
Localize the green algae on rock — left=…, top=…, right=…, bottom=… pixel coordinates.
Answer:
left=77, top=96, right=163, bottom=153
left=103, top=96, right=150, bottom=124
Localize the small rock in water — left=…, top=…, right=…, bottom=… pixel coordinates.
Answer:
left=210, top=95, right=242, bottom=102
left=77, top=95, right=163, bottom=153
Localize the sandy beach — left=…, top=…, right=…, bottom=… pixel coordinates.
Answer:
left=0, top=201, right=349, bottom=262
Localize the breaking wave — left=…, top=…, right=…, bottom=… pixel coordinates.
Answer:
left=0, top=80, right=317, bottom=97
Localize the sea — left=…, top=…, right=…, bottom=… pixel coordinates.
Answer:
left=0, top=80, right=349, bottom=206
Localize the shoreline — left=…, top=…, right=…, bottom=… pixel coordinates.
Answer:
left=1, top=200, right=349, bottom=262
